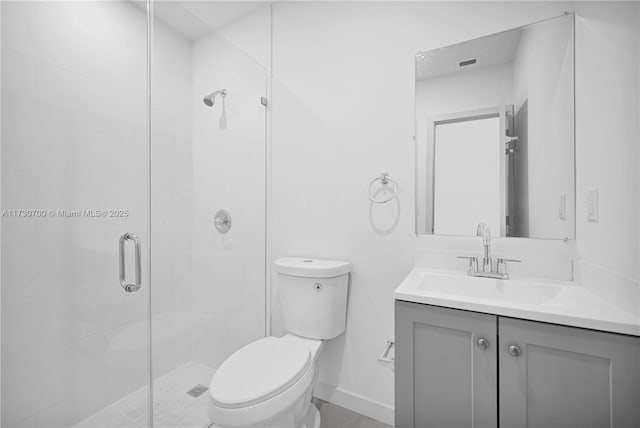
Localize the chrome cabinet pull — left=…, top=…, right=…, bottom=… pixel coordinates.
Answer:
left=476, top=338, right=489, bottom=350
left=119, top=233, right=142, bottom=293
left=508, top=344, right=522, bottom=357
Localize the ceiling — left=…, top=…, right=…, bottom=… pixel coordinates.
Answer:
left=149, top=1, right=270, bottom=40
left=416, top=27, right=522, bottom=81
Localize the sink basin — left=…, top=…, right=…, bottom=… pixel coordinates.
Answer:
left=415, top=272, right=561, bottom=306
left=394, top=268, right=640, bottom=337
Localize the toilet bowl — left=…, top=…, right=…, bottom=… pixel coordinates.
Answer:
left=208, top=335, right=323, bottom=428
left=207, top=257, right=351, bottom=428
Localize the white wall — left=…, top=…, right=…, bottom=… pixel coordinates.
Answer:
left=190, top=6, right=270, bottom=369
left=1, top=2, right=192, bottom=426
left=573, top=2, right=640, bottom=314
left=271, top=2, right=638, bottom=424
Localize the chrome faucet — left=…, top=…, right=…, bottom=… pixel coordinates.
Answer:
left=477, top=223, right=492, bottom=273
left=457, top=223, right=521, bottom=280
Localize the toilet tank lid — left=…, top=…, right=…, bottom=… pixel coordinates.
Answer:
left=275, top=257, right=352, bottom=278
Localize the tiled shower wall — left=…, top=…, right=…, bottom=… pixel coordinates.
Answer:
left=189, top=6, right=270, bottom=369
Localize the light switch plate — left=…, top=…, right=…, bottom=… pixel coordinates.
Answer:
left=587, top=189, right=599, bottom=222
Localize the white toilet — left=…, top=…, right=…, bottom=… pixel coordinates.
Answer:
left=207, top=257, right=352, bottom=428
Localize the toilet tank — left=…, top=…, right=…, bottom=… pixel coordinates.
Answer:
left=275, top=257, right=351, bottom=340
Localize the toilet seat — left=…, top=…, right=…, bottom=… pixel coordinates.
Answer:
left=208, top=336, right=318, bottom=427
left=210, top=336, right=311, bottom=408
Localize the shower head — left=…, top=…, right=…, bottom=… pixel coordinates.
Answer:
left=203, top=89, right=227, bottom=107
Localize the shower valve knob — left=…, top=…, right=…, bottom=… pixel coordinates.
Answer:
left=213, top=210, right=232, bottom=233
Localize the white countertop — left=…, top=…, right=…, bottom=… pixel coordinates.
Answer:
left=394, top=268, right=640, bottom=337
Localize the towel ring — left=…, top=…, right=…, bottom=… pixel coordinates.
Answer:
left=368, top=172, right=397, bottom=204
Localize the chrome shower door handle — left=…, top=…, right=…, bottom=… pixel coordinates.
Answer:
left=119, top=233, right=142, bottom=293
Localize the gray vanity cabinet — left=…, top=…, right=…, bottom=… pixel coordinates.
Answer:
left=499, top=317, right=640, bottom=428
left=396, top=301, right=640, bottom=428
left=395, top=300, right=498, bottom=428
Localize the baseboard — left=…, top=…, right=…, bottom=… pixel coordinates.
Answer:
left=313, top=382, right=394, bottom=426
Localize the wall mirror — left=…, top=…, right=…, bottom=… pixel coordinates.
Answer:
left=415, top=13, right=575, bottom=240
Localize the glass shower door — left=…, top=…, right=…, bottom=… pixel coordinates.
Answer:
left=1, top=1, right=151, bottom=427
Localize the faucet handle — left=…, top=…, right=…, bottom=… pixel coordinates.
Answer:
left=496, top=258, right=521, bottom=275
left=457, top=256, right=479, bottom=272
left=497, top=258, right=522, bottom=263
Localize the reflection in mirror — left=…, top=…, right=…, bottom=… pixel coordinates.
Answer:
left=415, top=13, right=575, bottom=240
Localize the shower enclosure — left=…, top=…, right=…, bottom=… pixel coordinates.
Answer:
left=1, top=1, right=270, bottom=426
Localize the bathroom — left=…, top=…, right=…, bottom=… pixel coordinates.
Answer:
left=0, top=1, right=638, bottom=427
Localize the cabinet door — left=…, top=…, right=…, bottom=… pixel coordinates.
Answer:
left=395, top=301, right=498, bottom=428
left=499, top=317, right=640, bottom=428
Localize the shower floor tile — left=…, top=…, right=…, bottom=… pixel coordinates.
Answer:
left=74, top=361, right=215, bottom=428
